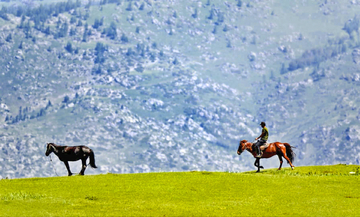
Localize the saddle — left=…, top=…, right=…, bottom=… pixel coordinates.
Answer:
left=260, top=143, right=269, bottom=151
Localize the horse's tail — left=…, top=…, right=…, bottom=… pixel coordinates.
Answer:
left=284, top=143, right=296, bottom=164
left=89, top=149, right=97, bottom=168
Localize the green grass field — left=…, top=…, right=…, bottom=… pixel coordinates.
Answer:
left=1, top=165, right=359, bottom=216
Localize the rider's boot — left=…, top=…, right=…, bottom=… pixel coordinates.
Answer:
left=255, top=146, right=261, bottom=158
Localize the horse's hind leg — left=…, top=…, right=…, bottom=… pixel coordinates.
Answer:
left=282, top=149, right=295, bottom=169
left=79, top=158, right=87, bottom=175
left=64, top=161, right=72, bottom=176
left=277, top=155, right=283, bottom=170
left=283, top=154, right=295, bottom=169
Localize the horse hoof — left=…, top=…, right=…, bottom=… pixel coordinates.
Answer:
left=291, top=166, right=295, bottom=170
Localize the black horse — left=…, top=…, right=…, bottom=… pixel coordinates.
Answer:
left=45, top=143, right=97, bottom=176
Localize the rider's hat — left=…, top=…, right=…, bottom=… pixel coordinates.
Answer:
left=260, top=122, right=266, bottom=126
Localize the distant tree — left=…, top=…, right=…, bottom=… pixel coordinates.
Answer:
left=237, top=0, right=243, bottom=8
left=65, top=41, right=73, bottom=53
left=341, top=44, right=347, bottom=53
left=83, top=12, right=90, bottom=20
left=18, top=15, right=26, bottom=29
left=69, top=27, right=76, bottom=36
left=82, top=29, right=88, bottom=42
left=46, top=100, right=52, bottom=109
left=192, top=8, right=198, bottom=19
left=23, top=21, right=32, bottom=38
left=43, top=26, right=50, bottom=35
left=5, top=33, right=12, bottom=42
left=86, top=0, right=92, bottom=9
left=63, top=95, right=70, bottom=103
left=212, top=25, right=217, bottom=34
left=77, top=20, right=83, bottom=26
left=280, top=63, right=287, bottom=74
left=173, top=58, right=179, bottom=65
left=151, top=42, right=157, bottom=49
left=126, top=48, right=134, bottom=56
left=56, top=18, right=61, bottom=29
left=70, top=16, right=77, bottom=24
left=37, top=108, right=46, bottom=117
left=126, top=2, right=133, bottom=11
left=130, top=14, right=135, bottom=21
left=106, top=22, right=117, bottom=40
left=55, top=21, right=69, bottom=38
left=76, top=0, right=81, bottom=7
left=121, top=33, right=129, bottom=43
left=139, top=3, right=145, bottom=10
left=208, top=9, right=214, bottom=20
left=0, top=6, right=9, bottom=21
left=343, top=15, right=359, bottom=41
left=226, top=39, right=232, bottom=48
left=18, top=41, right=23, bottom=49
left=94, top=42, right=107, bottom=64
left=216, top=12, right=225, bottom=24
left=94, top=65, right=102, bottom=74
left=135, top=26, right=140, bottom=34
left=92, top=18, right=102, bottom=29
left=251, top=36, right=257, bottom=45
left=298, top=33, right=303, bottom=40
left=149, top=52, right=156, bottom=62
left=16, top=7, right=24, bottom=17
left=135, top=64, right=144, bottom=72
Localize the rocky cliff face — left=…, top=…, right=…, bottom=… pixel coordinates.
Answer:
left=0, top=0, right=359, bottom=178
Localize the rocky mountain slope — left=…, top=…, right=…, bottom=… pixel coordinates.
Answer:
left=0, top=0, right=359, bottom=178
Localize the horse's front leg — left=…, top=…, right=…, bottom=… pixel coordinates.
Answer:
left=64, top=161, right=72, bottom=176
left=254, top=158, right=261, bottom=172
left=79, top=158, right=87, bottom=175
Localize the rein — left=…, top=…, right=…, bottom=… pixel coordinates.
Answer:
left=49, top=155, right=59, bottom=177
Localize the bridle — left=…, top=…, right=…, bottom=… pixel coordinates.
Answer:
left=237, top=142, right=248, bottom=154
left=46, top=144, right=59, bottom=176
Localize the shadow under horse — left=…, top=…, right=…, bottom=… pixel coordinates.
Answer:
left=45, top=143, right=97, bottom=176
left=237, top=140, right=295, bottom=172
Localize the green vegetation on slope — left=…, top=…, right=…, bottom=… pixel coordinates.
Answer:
left=1, top=165, right=359, bottom=216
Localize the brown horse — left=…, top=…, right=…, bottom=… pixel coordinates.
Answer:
left=237, top=140, right=295, bottom=172
left=45, top=143, right=97, bottom=176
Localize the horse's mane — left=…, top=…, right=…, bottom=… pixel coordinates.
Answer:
left=48, top=143, right=63, bottom=148
left=48, top=143, right=58, bottom=146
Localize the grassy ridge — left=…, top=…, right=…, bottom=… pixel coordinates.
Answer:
left=0, top=165, right=359, bottom=216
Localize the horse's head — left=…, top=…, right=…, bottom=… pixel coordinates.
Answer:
left=237, top=140, right=248, bottom=155
left=45, top=143, right=54, bottom=156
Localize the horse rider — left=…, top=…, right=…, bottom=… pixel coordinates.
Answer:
left=254, top=122, right=269, bottom=158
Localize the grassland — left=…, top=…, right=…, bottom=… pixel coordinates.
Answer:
left=0, top=165, right=359, bottom=216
